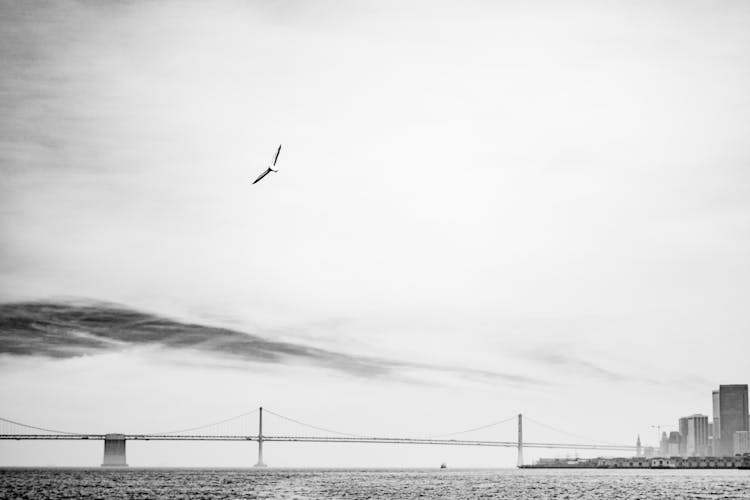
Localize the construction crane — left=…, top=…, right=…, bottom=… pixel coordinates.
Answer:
left=650, top=424, right=674, bottom=447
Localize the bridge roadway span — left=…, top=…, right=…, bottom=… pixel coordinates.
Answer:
left=0, top=411, right=637, bottom=466
left=0, top=433, right=635, bottom=451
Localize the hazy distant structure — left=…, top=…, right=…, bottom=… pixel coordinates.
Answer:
left=667, top=431, right=681, bottom=456
left=659, top=432, right=668, bottom=456
left=636, top=435, right=642, bottom=457
left=712, top=389, right=721, bottom=456
left=735, top=431, right=750, bottom=455
left=684, top=414, right=709, bottom=456
left=678, top=417, right=688, bottom=456
left=719, top=384, right=749, bottom=456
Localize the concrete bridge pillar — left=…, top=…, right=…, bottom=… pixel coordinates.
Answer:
left=102, top=434, right=128, bottom=467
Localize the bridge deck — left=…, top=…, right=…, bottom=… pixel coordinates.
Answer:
left=0, top=434, right=635, bottom=451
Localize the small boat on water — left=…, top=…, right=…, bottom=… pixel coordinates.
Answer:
left=440, top=463, right=447, bottom=469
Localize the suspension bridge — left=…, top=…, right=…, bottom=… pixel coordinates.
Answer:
left=0, top=408, right=637, bottom=467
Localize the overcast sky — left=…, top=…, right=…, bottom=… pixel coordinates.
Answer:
left=1, top=0, right=749, bottom=467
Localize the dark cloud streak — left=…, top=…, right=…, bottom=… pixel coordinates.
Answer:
left=0, top=300, right=543, bottom=387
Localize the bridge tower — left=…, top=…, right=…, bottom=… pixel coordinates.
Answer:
left=254, top=407, right=267, bottom=467
left=101, top=434, right=128, bottom=467
left=517, top=414, right=524, bottom=467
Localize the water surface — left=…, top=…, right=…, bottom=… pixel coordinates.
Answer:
left=1, top=468, right=749, bottom=499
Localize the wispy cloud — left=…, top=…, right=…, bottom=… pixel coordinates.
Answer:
left=517, top=344, right=721, bottom=389
left=519, top=346, right=634, bottom=383
left=0, top=300, right=543, bottom=387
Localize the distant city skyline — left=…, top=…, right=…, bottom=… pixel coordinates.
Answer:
left=643, top=384, right=748, bottom=459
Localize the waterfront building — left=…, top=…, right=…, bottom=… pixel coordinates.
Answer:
left=651, top=457, right=675, bottom=468
left=643, top=446, right=655, bottom=458
left=659, top=432, right=669, bottom=456
left=597, top=457, right=652, bottom=468
left=685, top=414, right=709, bottom=456
left=719, top=385, right=749, bottom=456
left=532, top=455, right=745, bottom=469
left=735, top=431, right=750, bottom=455
left=712, top=389, right=721, bottom=455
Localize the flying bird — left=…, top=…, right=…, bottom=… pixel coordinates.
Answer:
left=252, top=144, right=282, bottom=185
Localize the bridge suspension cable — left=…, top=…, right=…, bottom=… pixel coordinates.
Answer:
left=263, top=408, right=371, bottom=438
left=145, top=408, right=259, bottom=435
left=423, top=415, right=517, bottom=439
left=0, top=416, right=81, bottom=435
left=524, top=415, right=624, bottom=446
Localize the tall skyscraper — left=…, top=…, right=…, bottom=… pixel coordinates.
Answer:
left=719, top=384, right=749, bottom=456
left=684, top=414, right=709, bottom=456
left=712, top=389, right=721, bottom=455
left=678, top=417, right=688, bottom=456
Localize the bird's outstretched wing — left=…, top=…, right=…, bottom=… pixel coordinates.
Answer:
left=252, top=168, right=272, bottom=184
left=272, top=144, right=282, bottom=167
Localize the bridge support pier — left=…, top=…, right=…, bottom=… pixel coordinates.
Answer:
left=101, top=434, right=128, bottom=467
left=254, top=407, right=267, bottom=467
left=517, top=414, right=523, bottom=467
